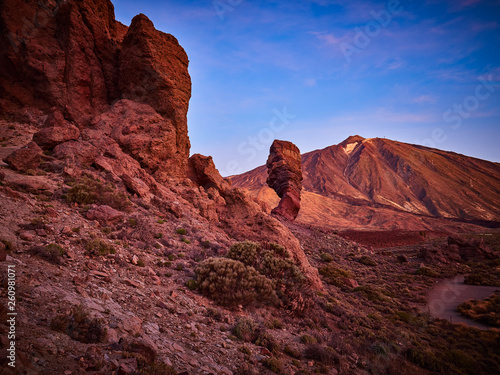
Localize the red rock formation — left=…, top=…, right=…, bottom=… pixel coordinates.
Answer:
left=0, top=0, right=191, bottom=177
left=188, top=154, right=230, bottom=192
left=266, top=140, right=303, bottom=221
left=233, top=136, right=500, bottom=231
left=4, top=142, right=43, bottom=172
left=119, top=14, right=191, bottom=175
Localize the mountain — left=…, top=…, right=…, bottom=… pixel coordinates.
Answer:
left=231, top=136, right=500, bottom=231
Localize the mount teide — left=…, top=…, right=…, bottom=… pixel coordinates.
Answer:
left=231, top=136, right=500, bottom=231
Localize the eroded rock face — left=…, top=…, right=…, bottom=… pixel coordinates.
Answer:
left=0, top=0, right=191, bottom=178
left=266, top=140, right=303, bottom=221
left=4, top=142, right=43, bottom=172
left=119, top=14, right=191, bottom=175
left=92, top=100, right=182, bottom=182
left=188, top=154, right=230, bottom=192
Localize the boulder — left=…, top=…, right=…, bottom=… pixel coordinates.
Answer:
left=86, top=205, right=124, bottom=225
left=4, top=142, right=43, bottom=172
left=33, top=123, right=80, bottom=150
left=266, top=140, right=303, bottom=221
left=188, top=154, right=229, bottom=192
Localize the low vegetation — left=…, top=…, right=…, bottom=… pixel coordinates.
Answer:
left=457, top=292, right=500, bottom=327
left=66, top=176, right=130, bottom=211
left=51, top=304, right=106, bottom=344
left=195, top=241, right=305, bottom=307
left=29, top=243, right=66, bottom=264
left=84, top=238, right=116, bottom=257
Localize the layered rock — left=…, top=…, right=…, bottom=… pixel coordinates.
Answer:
left=266, top=140, right=303, bottom=221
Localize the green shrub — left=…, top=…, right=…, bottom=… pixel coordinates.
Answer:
left=181, top=237, right=191, bottom=244
left=227, top=241, right=304, bottom=288
left=304, top=344, right=339, bottom=366
left=85, top=239, right=116, bottom=257
left=227, top=241, right=260, bottom=267
left=50, top=304, right=106, bottom=343
left=29, top=243, right=66, bottom=264
left=320, top=252, right=334, bottom=262
left=196, top=258, right=278, bottom=306
left=66, top=176, right=130, bottom=211
left=457, top=292, right=500, bottom=327
left=232, top=318, right=258, bottom=341
left=300, top=334, right=317, bottom=344
left=263, top=357, right=283, bottom=374
left=359, top=255, right=377, bottom=266
left=415, top=266, right=438, bottom=277
left=185, top=279, right=197, bottom=291
left=255, top=331, right=280, bottom=354
left=266, top=318, right=284, bottom=329
left=318, top=264, right=352, bottom=287
left=176, top=228, right=187, bottom=235
left=284, top=345, right=301, bottom=359
left=238, top=345, right=252, bottom=355
left=353, top=285, right=388, bottom=302
left=406, top=348, right=443, bottom=372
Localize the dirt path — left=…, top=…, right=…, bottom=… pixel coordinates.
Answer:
left=425, top=275, right=499, bottom=330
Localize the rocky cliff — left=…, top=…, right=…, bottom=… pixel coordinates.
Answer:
left=0, top=0, right=190, bottom=178
left=0, top=0, right=321, bottom=289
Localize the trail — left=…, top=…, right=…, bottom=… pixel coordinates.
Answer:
left=425, top=275, right=499, bottom=330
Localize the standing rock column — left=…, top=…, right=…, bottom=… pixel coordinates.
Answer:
left=266, top=140, right=303, bottom=221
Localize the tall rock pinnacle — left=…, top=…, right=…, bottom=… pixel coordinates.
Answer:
left=266, top=140, right=303, bottom=221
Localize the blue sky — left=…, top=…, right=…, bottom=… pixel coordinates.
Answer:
left=113, top=0, right=500, bottom=175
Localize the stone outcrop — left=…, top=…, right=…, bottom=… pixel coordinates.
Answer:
left=188, top=154, right=230, bottom=192
left=92, top=100, right=183, bottom=182
left=0, top=0, right=191, bottom=177
left=266, top=140, right=303, bottom=221
left=119, top=14, right=191, bottom=175
left=4, top=141, right=43, bottom=172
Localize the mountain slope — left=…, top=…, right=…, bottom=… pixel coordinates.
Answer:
left=231, top=136, right=500, bottom=231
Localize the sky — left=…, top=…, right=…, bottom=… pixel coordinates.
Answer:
left=113, top=0, right=500, bottom=176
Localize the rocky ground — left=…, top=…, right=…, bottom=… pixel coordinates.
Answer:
left=0, top=138, right=499, bottom=374
left=0, top=0, right=499, bottom=374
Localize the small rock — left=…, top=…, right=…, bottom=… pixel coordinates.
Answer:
left=121, top=316, right=143, bottom=336
left=90, top=270, right=110, bottom=278
left=19, top=231, right=35, bottom=241
left=86, top=205, right=124, bottom=226
left=118, top=358, right=138, bottom=375
left=341, top=277, right=359, bottom=289
left=36, top=229, right=47, bottom=237
left=124, top=278, right=143, bottom=288
left=131, top=255, right=139, bottom=265
left=106, top=328, right=119, bottom=344
left=397, top=255, right=408, bottom=263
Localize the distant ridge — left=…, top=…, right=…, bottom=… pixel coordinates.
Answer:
left=231, top=136, right=500, bottom=231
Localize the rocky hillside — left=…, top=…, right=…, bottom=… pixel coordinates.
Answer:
left=232, top=136, right=500, bottom=231
left=1, top=1, right=500, bottom=374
